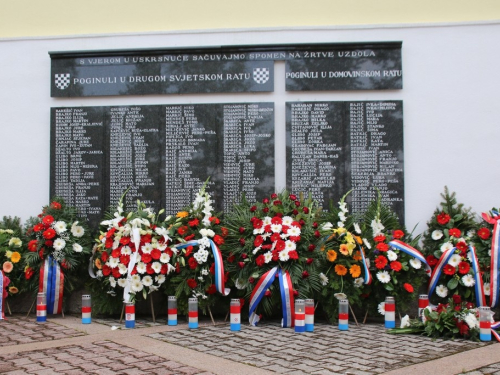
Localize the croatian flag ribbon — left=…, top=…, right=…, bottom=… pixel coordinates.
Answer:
left=174, top=238, right=230, bottom=296
left=278, top=268, right=295, bottom=328
left=389, top=240, right=432, bottom=277
left=249, top=266, right=278, bottom=326
left=482, top=211, right=500, bottom=308
left=469, top=246, right=486, bottom=307
left=0, top=270, right=4, bottom=320
left=123, top=227, right=141, bottom=303
left=358, top=246, right=372, bottom=285
left=491, top=321, right=500, bottom=342
left=39, top=256, right=64, bottom=314
left=427, top=248, right=455, bottom=298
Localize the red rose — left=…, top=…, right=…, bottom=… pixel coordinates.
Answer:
left=293, top=290, right=299, bottom=297
left=314, top=230, right=321, bottom=238
left=436, top=303, right=448, bottom=313
left=293, top=209, right=299, bottom=215
left=151, top=248, right=161, bottom=260
left=289, top=194, right=297, bottom=201
left=262, top=207, right=269, bottom=213
left=188, top=257, right=198, bottom=269
left=42, top=228, right=56, bottom=240
left=452, top=294, right=462, bottom=304
left=313, top=222, right=318, bottom=229
left=227, top=254, right=235, bottom=263
left=449, top=228, right=461, bottom=238
left=477, top=227, right=491, bottom=240
left=403, top=283, right=414, bottom=293
left=458, top=261, right=470, bottom=274
left=426, top=254, right=438, bottom=267
left=206, top=284, right=217, bottom=294
left=465, top=302, right=474, bottom=309
left=392, top=230, right=404, bottom=239
left=302, top=271, right=309, bottom=278
left=238, top=262, right=245, bottom=269
left=375, top=255, right=388, bottom=269
left=306, top=258, right=313, bottom=265
left=308, top=244, right=316, bottom=252
left=303, top=207, right=309, bottom=214
left=443, top=264, right=456, bottom=275
left=42, top=215, right=54, bottom=225
left=437, top=212, right=451, bottom=225
left=50, top=201, right=62, bottom=209
left=376, top=242, right=389, bottom=252
left=265, top=290, right=271, bottom=297
left=101, top=252, right=109, bottom=262
left=390, top=261, right=402, bottom=272
left=273, top=200, right=282, bottom=206
left=28, top=239, right=38, bottom=252
left=374, top=235, right=386, bottom=243
left=295, top=201, right=300, bottom=207
left=250, top=205, right=257, bottom=212
left=263, top=198, right=270, bottom=204
left=241, top=253, right=248, bottom=259
left=187, top=279, right=197, bottom=289
left=256, top=255, right=265, bottom=266
left=188, top=218, right=199, bottom=227
left=271, top=193, right=278, bottom=199
left=457, top=321, right=470, bottom=336
left=239, top=227, right=245, bottom=234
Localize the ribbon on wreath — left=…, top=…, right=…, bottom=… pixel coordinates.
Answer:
left=388, top=240, right=432, bottom=277
left=0, top=270, right=4, bottom=320
left=481, top=211, right=500, bottom=308
left=358, top=246, right=372, bottom=285
left=427, top=248, right=455, bottom=299
left=174, top=238, right=230, bottom=296
left=469, top=245, right=487, bottom=307
left=248, top=266, right=295, bottom=327
left=39, top=255, right=64, bottom=314
left=123, top=226, right=141, bottom=303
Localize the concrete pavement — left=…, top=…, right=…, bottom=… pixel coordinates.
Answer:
left=0, top=314, right=499, bottom=374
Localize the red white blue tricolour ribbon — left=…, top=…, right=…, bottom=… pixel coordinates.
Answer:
left=389, top=240, right=432, bottom=277
left=249, top=266, right=278, bottom=326
left=481, top=211, right=500, bottom=308
left=175, top=239, right=230, bottom=296
left=427, top=248, right=455, bottom=299
left=0, top=270, right=4, bottom=320
left=39, top=256, right=64, bottom=314
left=358, top=246, right=372, bottom=285
left=469, top=245, right=487, bottom=307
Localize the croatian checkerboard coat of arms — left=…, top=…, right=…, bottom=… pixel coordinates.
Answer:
left=253, top=68, right=269, bottom=84
left=54, top=73, right=70, bottom=90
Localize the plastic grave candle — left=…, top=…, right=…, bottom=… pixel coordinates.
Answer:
left=479, top=306, right=492, bottom=342
left=418, top=294, right=429, bottom=321
left=305, top=299, right=314, bottom=332
left=230, top=299, right=241, bottom=331
left=338, top=299, right=349, bottom=331
left=81, top=294, right=91, bottom=324
left=125, top=302, right=135, bottom=329
left=167, top=296, right=177, bottom=326
left=384, top=296, right=396, bottom=328
left=36, top=292, right=47, bottom=323
left=188, top=298, right=198, bottom=329
left=294, top=299, right=305, bottom=333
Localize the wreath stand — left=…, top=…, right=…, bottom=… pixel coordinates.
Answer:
left=26, top=294, right=65, bottom=318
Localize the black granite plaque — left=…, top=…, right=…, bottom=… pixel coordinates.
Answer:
left=50, top=107, right=105, bottom=228
left=286, top=101, right=404, bottom=222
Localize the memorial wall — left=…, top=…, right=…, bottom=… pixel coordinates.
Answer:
left=50, top=42, right=403, bottom=227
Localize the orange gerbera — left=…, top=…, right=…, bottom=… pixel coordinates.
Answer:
left=327, top=250, right=337, bottom=262
left=339, top=244, right=350, bottom=256
left=176, top=211, right=189, bottom=218
left=352, top=251, right=362, bottom=261
left=95, top=258, right=102, bottom=270
left=8, top=286, right=18, bottom=294
left=349, top=264, right=361, bottom=278
left=10, top=252, right=21, bottom=263
left=334, top=264, right=348, bottom=276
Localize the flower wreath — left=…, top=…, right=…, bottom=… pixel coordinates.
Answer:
left=0, top=222, right=24, bottom=297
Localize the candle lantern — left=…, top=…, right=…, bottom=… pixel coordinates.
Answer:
left=82, top=294, right=91, bottom=324
left=479, top=306, right=492, bottom=342
left=384, top=297, right=396, bottom=329
left=36, top=292, right=47, bottom=323
left=294, top=299, right=305, bottom=333
left=188, top=298, right=198, bottom=329
left=305, top=299, right=314, bottom=332
left=167, top=296, right=177, bottom=326
left=125, top=302, right=135, bottom=329
left=418, top=294, right=429, bottom=321
left=338, top=299, right=349, bottom=331
left=230, top=299, right=241, bottom=331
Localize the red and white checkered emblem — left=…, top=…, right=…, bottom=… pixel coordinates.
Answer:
left=55, top=73, right=70, bottom=90
left=253, top=68, right=269, bottom=84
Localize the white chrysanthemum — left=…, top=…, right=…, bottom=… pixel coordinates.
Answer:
left=378, top=302, right=385, bottom=315
left=142, top=275, right=153, bottom=287
left=53, top=238, right=66, bottom=251
left=235, top=278, right=246, bottom=290
left=353, top=222, right=361, bottom=234
left=448, top=254, right=462, bottom=267
left=156, top=274, right=166, bottom=284
left=363, top=238, right=372, bottom=249
left=409, top=258, right=422, bottom=269
left=371, top=219, right=385, bottom=236
left=400, top=315, right=410, bottom=328
left=118, top=264, right=127, bottom=275
left=322, top=222, right=333, bottom=231
left=131, top=274, right=141, bottom=282
left=198, top=276, right=204, bottom=281
left=199, top=228, right=215, bottom=238
left=136, top=262, right=147, bottom=274
left=159, top=253, right=170, bottom=264
left=201, top=269, right=209, bottom=276
left=120, top=246, right=131, bottom=255
left=131, top=280, right=144, bottom=292
left=71, top=223, right=85, bottom=237
left=108, top=257, right=119, bottom=268
left=376, top=271, right=391, bottom=283
left=462, top=274, right=475, bottom=287
left=284, top=240, right=296, bottom=251
left=484, top=282, right=491, bottom=296
left=432, top=230, right=443, bottom=240
left=440, top=242, right=454, bottom=252
left=354, top=278, right=363, bottom=288
left=53, top=221, right=67, bottom=234
left=464, top=313, right=479, bottom=330
left=270, top=224, right=282, bottom=233
left=436, top=284, right=448, bottom=298
left=264, top=251, right=273, bottom=263
left=72, top=243, right=83, bottom=253
left=262, top=216, right=272, bottom=225
left=282, top=216, right=293, bottom=226
left=194, top=249, right=209, bottom=263
left=387, top=250, right=398, bottom=261
left=117, top=278, right=127, bottom=287
left=278, top=249, right=290, bottom=262
left=151, top=262, right=162, bottom=274
left=109, top=277, right=116, bottom=288
left=288, top=226, right=301, bottom=237
left=199, top=237, right=210, bottom=247
left=253, top=227, right=265, bottom=235
left=319, top=272, right=329, bottom=286
left=141, top=243, right=153, bottom=254
left=8, top=237, right=22, bottom=247
left=96, top=270, right=103, bottom=278
left=467, top=230, right=476, bottom=238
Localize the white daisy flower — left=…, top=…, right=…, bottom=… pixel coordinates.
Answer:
left=409, top=258, right=422, bottom=269
left=117, top=278, right=127, bottom=288
left=288, top=226, right=301, bottom=237
left=387, top=250, right=398, bottom=261
left=142, top=275, right=153, bottom=287
left=71, top=223, right=85, bottom=237
left=353, top=222, right=361, bottom=234
left=72, top=243, right=83, bottom=253
left=271, top=224, right=282, bottom=233
left=141, top=243, right=153, bottom=254
left=53, top=238, right=66, bottom=251
left=159, top=253, right=170, bottom=264
left=376, top=271, right=391, bottom=283
left=462, top=274, right=475, bottom=287
left=354, top=278, right=363, bottom=288
left=400, top=315, right=410, bottom=328
left=118, top=264, right=127, bottom=275
left=136, top=262, right=147, bottom=274
left=263, top=216, right=272, bottom=225
left=153, top=275, right=164, bottom=285
left=432, top=230, right=443, bottom=240
left=278, top=249, right=290, bottom=262
left=121, top=246, right=132, bottom=255
left=131, top=274, right=141, bottom=283
left=53, top=221, right=67, bottom=234
left=264, top=251, right=273, bottom=263
left=319, top=272, right=329, bottom=286
left=484, top=282, right=491, bottom=296
left=321, top=222, right=333, bottom=231
left=378, top=302, right=385, bottom=315
left=440, top=242, right=454, bottom=252
left=363, top=238, right=372, bottom=249
left=253, top=227, right=265, bottom=235
left=448, top=254, right=462, bottom=267
left=436, top=284, right=448, bottom=298
left=282, top=216, right=294, bottom=226
left=284, top=240, right=296, bottom=251
left=108, top=257, right=119, bottom=268
left=464, top=313, right=479, bottom=329
left=151, top=262, right=162, bottom=274
left=109, top=277, right=116, bottom=288
left=131, top=280, right=144, bottom=292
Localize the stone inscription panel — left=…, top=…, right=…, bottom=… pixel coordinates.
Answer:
left=286, top=101, right=404, bottom=222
